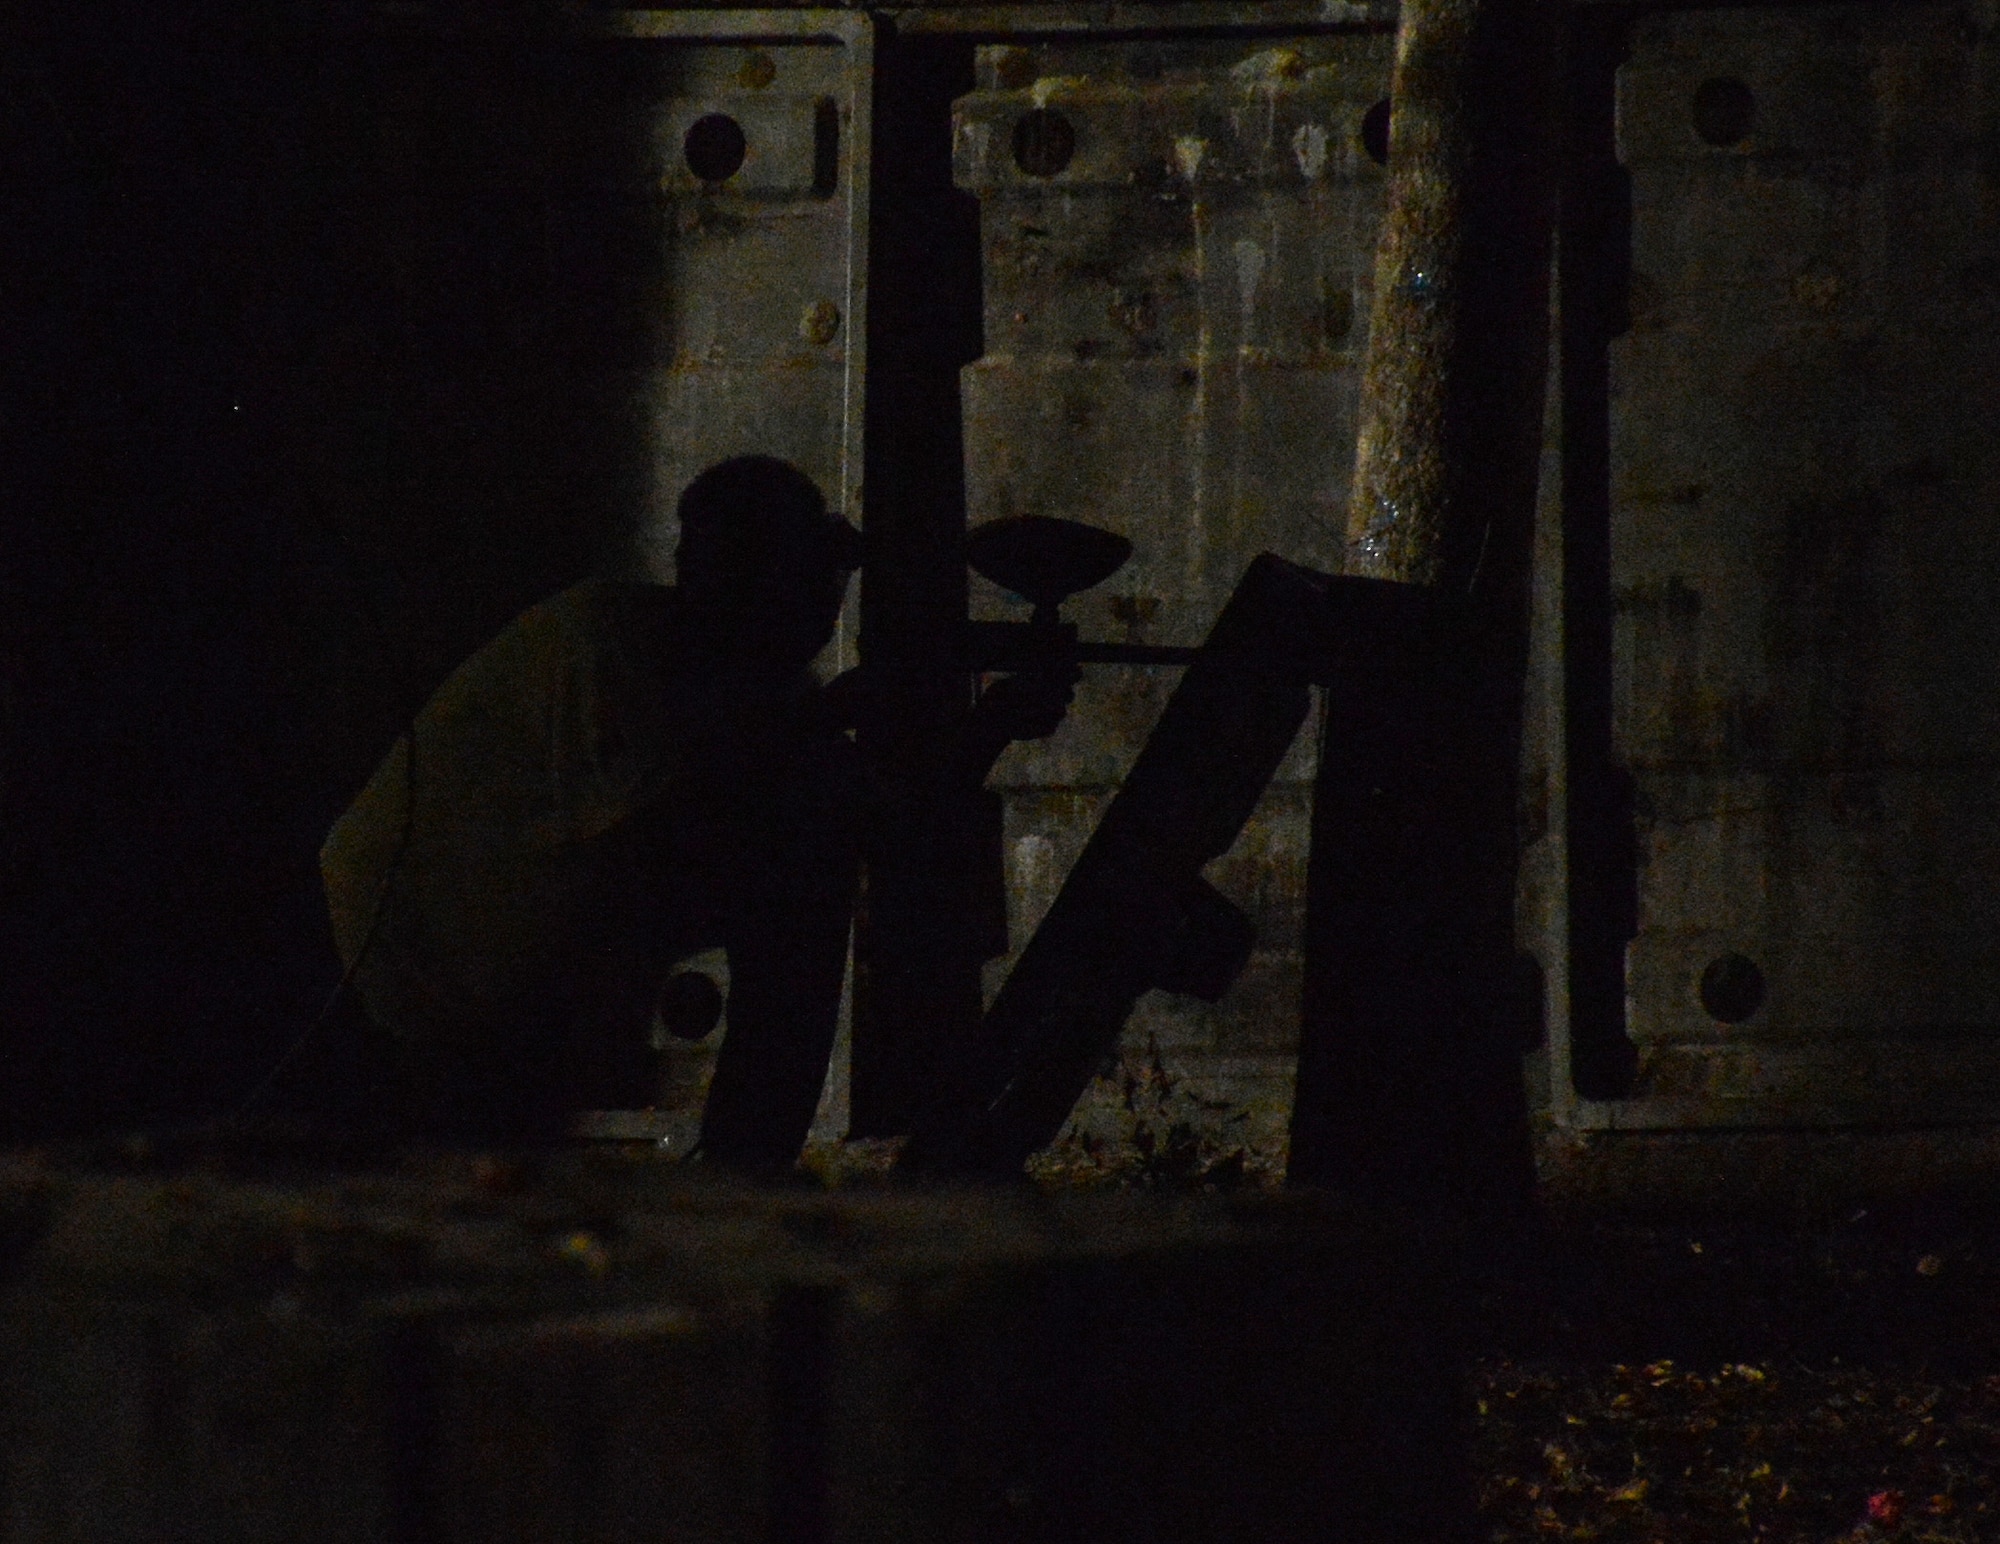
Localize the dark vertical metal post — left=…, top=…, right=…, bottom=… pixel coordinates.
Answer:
left=1289, top=0, right=1559, bottom=1208
left=1558, top=6, right=1641, bottom=1101
left=849, top=24, right=989, bottom=1136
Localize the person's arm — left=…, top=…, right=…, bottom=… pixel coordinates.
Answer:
left=821, top=660, right=1082, bottom=788
left=953, top=662, right=1082, bottom=784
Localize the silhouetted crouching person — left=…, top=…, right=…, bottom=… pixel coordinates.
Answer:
left=320, top=457, right=864, bottom=1166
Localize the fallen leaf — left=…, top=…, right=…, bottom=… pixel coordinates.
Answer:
left=557, top=1229, right=611, bottom=1279
left=1867, top=1489, right=1905, bottom=1527
left=1917, top=1254, right=1944, bottom=1277
left=1607, top=1478, right=1649, bottom=1504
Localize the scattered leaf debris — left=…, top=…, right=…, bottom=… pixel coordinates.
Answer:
left=1470, top=1210, right=2000, bottom=1543
left=1474, top=1354, right=2000, bottom=1541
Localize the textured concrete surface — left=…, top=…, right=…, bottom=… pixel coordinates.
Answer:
left=953, top=29, right=1396, bottom=1170
left=1589, top=5, right=2000, bottom=1128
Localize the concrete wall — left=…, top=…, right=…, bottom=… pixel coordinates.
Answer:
left=1531, top=4, right=2000, bottom=1150
left=953, top=29, right=1395, bottom=1177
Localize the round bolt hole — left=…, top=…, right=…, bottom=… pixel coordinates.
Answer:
left=1699, top=953, right=1766, bottom=1024
left=1691, top=77, right=1756, bottom=147
left=659, top=970, right=725, bottom=1041
left=684, top=113, right=747, bottom=183
left=1359, top=98, right=1392, bottom=166
left=1012, top=108, right=1076, bottom=178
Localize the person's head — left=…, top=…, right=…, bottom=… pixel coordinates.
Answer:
left=674, top=456, right=861, bottom=671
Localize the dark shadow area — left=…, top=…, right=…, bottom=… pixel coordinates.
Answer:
left=848, top=23, right=988, bottom=1138
left=303, top=457, right=869, bottom=1161
left=1558, top=5, right=1642, bottom=1101
left=0, top=21, right=661, bottom=1140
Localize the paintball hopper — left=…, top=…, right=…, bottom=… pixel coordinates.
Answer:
left=966, top=515, right=1133, bottom=626
left=964, top=515, right=1195, bottom=669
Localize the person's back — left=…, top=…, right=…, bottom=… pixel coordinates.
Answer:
left=324, top=580, right=686, bottom=1045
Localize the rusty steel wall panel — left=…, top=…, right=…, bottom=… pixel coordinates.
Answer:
left=1590, top=4, right=2000, bottom=1129
left=953, top=31, right=1395, bottom=1162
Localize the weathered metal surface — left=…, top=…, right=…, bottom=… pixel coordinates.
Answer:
left=0, top=1149, right=1471, bottom=1543
left=952, top=28, right=1395, bottom=1166
left=1577, top=4, right=2000, bottom=1130
left=907, top=557, right=1312, bottom=1172
left=909, top=558, right=1470, bottom=1175
left=1535, top=1124, right=2000, bottom=1218
left=301, top=7, right=869, bottom=609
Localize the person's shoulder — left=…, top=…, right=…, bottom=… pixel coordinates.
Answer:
left=551, top=580, right=682, bottom=672
left=475, top=579, right=671, bottom=663
left=419, top=580, right=668, bottom=711
left=540, top=578, right=677, bottom=633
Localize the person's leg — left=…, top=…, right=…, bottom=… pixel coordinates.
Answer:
left=543, top=826, right=728, bottom=1118
left=698, top=748, right=862, bottom=1172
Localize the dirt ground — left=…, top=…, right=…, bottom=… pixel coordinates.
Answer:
left=1466, top=1206, right=2000, bottom=1543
